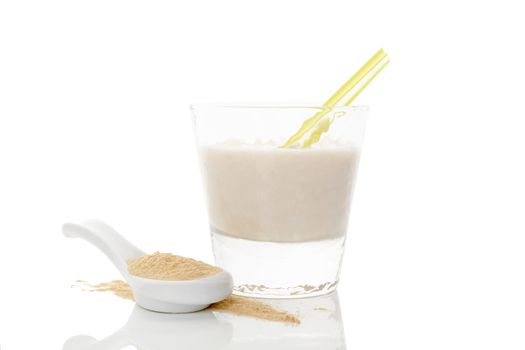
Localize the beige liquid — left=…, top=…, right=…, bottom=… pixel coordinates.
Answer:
left=199, top=141, right=360, bottom=242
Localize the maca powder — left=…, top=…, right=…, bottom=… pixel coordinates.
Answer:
left=74, top=252, right=299, bottom=324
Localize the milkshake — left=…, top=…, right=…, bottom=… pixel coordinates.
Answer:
left=200, top=141, right=359, bottom=242
left=192, top=105, right=368, bottom=298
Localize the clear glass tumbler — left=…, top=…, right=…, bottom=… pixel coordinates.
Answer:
left=192, top=105, right=368, bottom=298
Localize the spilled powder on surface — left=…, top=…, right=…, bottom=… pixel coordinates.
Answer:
left=208, top=295, right=300, bottom=324
left=313, top=307, right=331, bottom=311
left=74, top=280, right=299, bottom=324
left=74, top=280, right=134, bottom=300
left=127, top=252, right=222, bottom=280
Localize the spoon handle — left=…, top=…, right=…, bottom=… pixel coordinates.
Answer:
left=63, top=331, right=130, bottom=350
left=62, top=219, right=145, bottom=278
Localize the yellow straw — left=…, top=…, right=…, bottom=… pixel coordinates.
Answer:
left=344, top=58, right=390, bottom=106
left=301, top=57, right=390, bottom=148
left=281, top=49, right=389, bottom=148
left=321, top=49, right=387, bottom=107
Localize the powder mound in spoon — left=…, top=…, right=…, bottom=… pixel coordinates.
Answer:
left=127, top=252, right=222, bottom=280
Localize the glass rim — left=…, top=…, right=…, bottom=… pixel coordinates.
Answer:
left=189, top=103, right=369, bottom=112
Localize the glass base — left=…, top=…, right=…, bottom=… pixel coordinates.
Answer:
left=211, top=229, right=346, bottom=298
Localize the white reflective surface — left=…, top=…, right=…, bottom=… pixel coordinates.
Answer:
left=1, top=231, right=524, bottom=350
left=63, top=293, right=345, bottom=350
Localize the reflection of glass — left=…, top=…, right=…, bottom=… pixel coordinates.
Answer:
left=64, top=292, right=346, bottom=350
left=217, top=292, right=347, bottom=349
left=192, top=105, right=368, bottom=298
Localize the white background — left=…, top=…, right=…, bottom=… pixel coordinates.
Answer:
left=1, top=0, right=524, bottom=349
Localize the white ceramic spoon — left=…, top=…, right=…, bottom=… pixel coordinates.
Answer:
left=63, top=219, right=233, bottom=313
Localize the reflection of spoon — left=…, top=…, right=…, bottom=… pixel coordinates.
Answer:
left=63, top=305, right=233, bottom=350
left=63, top=219, right=233, bottom=313
left=65, top=293, right=347, bottom=350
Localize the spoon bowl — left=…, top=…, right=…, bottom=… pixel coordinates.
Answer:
left=63, top=219, right=233, bottom=313
left=129, top=272, right=233, bottom=313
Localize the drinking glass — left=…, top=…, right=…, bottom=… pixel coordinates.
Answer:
left=192, top=105, right=368, bottom=298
